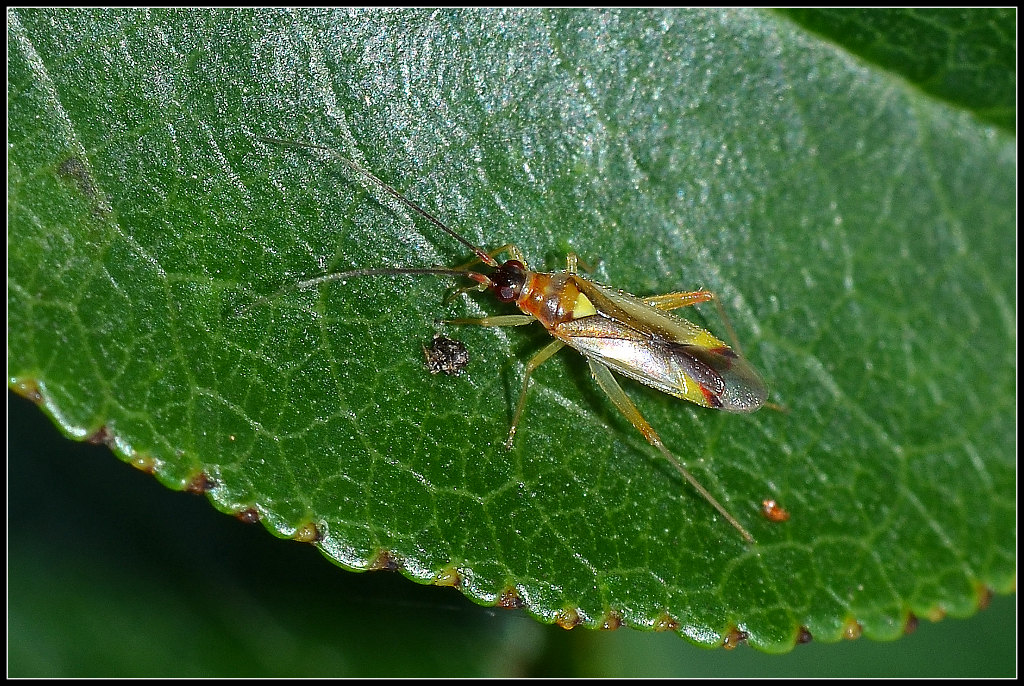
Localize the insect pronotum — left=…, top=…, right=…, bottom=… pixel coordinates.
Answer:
left=257, top=138, right=768, bottom=543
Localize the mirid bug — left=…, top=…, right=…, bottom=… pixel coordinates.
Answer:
left=258, top=139, right=768, bottom=543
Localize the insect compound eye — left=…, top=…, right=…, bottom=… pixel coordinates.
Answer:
left=490, top=260, right=527, bottom=303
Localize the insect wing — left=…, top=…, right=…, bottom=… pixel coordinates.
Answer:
left=560, top=277, right=767, bottom=412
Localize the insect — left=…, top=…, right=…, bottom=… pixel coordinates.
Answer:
left=258, top=138, right=768, bottom=543
left=423, top=334, right=470, bottom=376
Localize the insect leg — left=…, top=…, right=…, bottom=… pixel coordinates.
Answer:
left=443, top=245, right=528, bottom=303
left=505, top=339, right=566, bottom=449
left=644, top=290, right=746, bottom=358
left=565, top=252, right=597, bottom=274
left=587, top=358, right=755, bottom=543
left=642, top=290, right=715, bottom=311
left=443, top=314, right=536, bottom=327
left=443, top=281, right=489, bottom=304
left=566, top=252, right=579, bottom=274
left=451, top=244, right=526, bottom=271
left=442, top=315, right=559, bottom=446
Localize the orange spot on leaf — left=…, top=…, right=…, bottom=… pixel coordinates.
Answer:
left=497, top=587, right=523, bottom=610
left=761, top=499, right=790, bottom=522
left=653, top=612, right=679, bottom=632
left=842, top=617, right=863, bottom=640
left=722, top=626, right=749, bottom=650
left=600, top=610, right=622, bottom=631
left=292, top=522, right=320, bottom=543
left=554, top=607, right=581, bottom=630
left=235, top=508, right=260, bottom=524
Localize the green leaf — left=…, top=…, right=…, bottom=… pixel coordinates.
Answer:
left=777, top=8, right=1017, bottom=132
left=8, top=395, right=1018, bottom=677
left=8, top=7, right=1014, bottom=659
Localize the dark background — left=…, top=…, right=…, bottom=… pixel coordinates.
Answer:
left=8, top=390, right=1016, bottom=677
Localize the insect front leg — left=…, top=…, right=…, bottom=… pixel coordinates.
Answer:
left=443, top=281, right=489, bottom=304
left=504, top=339, right=565, bottom=449
left=442, top=315, right=563, bottom=448
left=443, top=314, right=536, bottom=327
left=586, top=358, right=755, bottom=544
left=451, top=244, right=527, bottom=271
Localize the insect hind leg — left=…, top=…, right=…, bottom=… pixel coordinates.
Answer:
left=586, top=358, right=755, bottom=543
left=644, top=290, right=746, bottom=358
left=643, top=290, right=715, bottom=311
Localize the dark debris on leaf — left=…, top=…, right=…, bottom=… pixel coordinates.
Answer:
left=722, top=626, right=749, bottom=650
left=423, top=334, right=470, bottom=376
left=370, top=549, right=402, bottom=572
left=185, top=472, right=217, bottom=495
left=497, top=587, right=523, bottom=610
left=235, top=507, right=260, bottom=524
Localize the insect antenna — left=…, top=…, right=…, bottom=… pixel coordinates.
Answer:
left=237, top=266, right=485, bottom=315
left=257, top=137, right=499, bottom=268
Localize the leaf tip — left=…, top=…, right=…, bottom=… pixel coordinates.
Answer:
left=974, top=582, right=994, bottom=611
left=127, top=452, right=160, bottom=475
left=85, top=425, right=113, bottom=446
left=903, top=612, right=920, bottom=636
left=652, top=611, right=680, bottom=632
left=600, top=609, right=623, bottom=631
left=10, top=377, right=43, bottom=405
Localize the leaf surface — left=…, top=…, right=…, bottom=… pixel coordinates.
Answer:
left=8, top=8, right=1015, bottom=652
